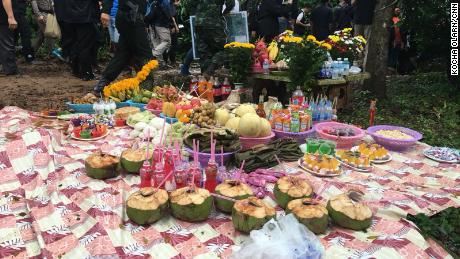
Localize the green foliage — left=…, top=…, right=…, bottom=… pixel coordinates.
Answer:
left=340, top=73, right=460, bottom=149
left=225, top=45, right=253, bottom=83
left=285, top=39, right=327, bottom=92
left=400, top=0, right=449, bottom=66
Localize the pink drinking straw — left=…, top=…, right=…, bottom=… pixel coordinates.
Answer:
left=235, top=160, right=245, bottom=182
left=145, top=129, right=151, bottom=160
left=220, top=146, right=224, bottom=166
left=191, top=139, right=197, bottom=188
left=210, top=131, right=215, bottom=162
left=159, top=119, right=166, bottom=146
left=274, top=154, right=287, bottom=172
left=155, top=170, right=175, bottom=190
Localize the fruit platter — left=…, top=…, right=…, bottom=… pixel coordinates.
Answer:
left=423, top=147, right=460, bottom=163
left=352, top=143, right=392, bottom=164
left=335, top=149, right=373, bottom=172
left=315, top=122, right=365, bottom=148
left=71, top=124, right=109, bottom=141
left=298, top=153, right=343, bottom=177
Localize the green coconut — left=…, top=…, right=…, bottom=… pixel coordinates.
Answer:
left=327, top=193, right=373, bottom=231
left=121, top=148, right=153, bottom=174
left=215, top=180, right=253, bottom=213
left=274, top=176, right=313, bottom=209
left=85, top=153, right=121, bottom=179
left=286, top=198, right=328, bottom=234
left=232, top=197, right=276, bottom=233
left=126, top=188, right=169, bottom=225
left=169, top=187, right=213, bottom=222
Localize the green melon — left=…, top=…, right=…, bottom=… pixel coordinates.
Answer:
left=232, top=197, right=276, bottom=233
left=85, top=153, right=121, bottom=179
left=327, top=193, right=372, bottom=231
left=215, top=180, right=253, bottom=213
left=126, top=188, right=169, bottom=225
left=121, top=148, right=153, bottom=174
left=169, top=187, right=213, bottom=222
left=274, top=176, right=313, bottom=209
left=286, top=198, right=328, bottom=234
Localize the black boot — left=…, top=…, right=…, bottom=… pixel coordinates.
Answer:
left=94, top=77, right=111, bottom=95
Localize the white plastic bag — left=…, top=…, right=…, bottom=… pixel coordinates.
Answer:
left=231, top=214, right=324, bottom=259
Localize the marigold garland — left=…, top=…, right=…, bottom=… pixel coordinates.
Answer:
left=103, top=59, right=159, bottom=98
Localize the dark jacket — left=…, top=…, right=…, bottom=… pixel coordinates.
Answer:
left=13, top=0, right=27, bottom=15
left=311, top=3, right=332, bottom=41
left=257, top=0, right=290, bottom=40
left=334, top=4, right=353, bottom=30
left=146, top=0, right=172, bottom=27
left=353, top=0, right=376, bottom=25
left=103, top=0, right=146, bottom=24
left=55, top=0, right=100, bottom=23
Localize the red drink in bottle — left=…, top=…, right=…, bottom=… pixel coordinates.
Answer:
left=204, top=161, right=218, bottom=192
left=139, top=161, right=152, bottom=188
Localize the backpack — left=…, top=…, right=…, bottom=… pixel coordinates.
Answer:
left=145, top=0, right=169, bottom=22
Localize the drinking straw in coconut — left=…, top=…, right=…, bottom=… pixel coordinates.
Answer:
left=220, top=146, right=224, bottom=167
left=235, top=160, right=245, bottom=182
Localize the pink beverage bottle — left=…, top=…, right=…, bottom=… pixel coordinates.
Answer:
left=174, top=161, right=188, bottom=189
left=163, top=149, right=175, bottom=191
left=217, top=165, right=227, bottom=183
left=154, top=163, right=166, bottom=189
left=139, top=161, right=152, bottom=188
left=204, top=161, right=218, bottom=192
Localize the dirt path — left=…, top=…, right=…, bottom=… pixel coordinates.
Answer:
left=0, top=60, right=94, bottom=111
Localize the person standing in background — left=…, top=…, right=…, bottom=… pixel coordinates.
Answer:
left=293, top=3, right=310, bottom=36
left=94, top=0, right=153, bottom=93
left=147, top=0, right=172, bottom=68
left=257, top=0, right=293, bottom=43
left=13, top=0, right=35, bottom=63
left=108, top=0, right=120, bottom=54
left=242, top=0, right=262, bottom=39
left=31, top=0, right=55, bottom=57
left=163, top=0, right=180, bottom=67
left=333, top=0, right=352, bottom=30
left=352, top=0, right=375, bottom=40
left=194, top=0, right=234, bottom=75
left=388, top=7, right=405, bottom=72
left=0, top=0, right=18, bottom=75
left=310, top=0, right=332, bottom=41
left=54, top=0, right=73, bottom=62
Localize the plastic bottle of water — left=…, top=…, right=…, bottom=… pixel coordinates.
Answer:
left=337, top=58, right=343, bottom=77
left=332, top=61, right=339, bottom=79
left=343, top=58, right=350, bottom=76
left=263, top=59, right=270, bottom=75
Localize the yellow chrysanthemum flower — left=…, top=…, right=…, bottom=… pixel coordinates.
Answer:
left=328, top=35, right=340, bottom=43
left=321, top=43, right=332, bottom=50
left=306, top=35, right=316, bottom=42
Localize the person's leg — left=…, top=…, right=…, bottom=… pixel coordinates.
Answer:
left=169, top=31, right=178, bottom=64
left=58, top=21, right=74, bottom=60
left=132, top=23, right=154, bottom=71
left=0, top=25, right=18, bottom=75
left=33, top=20, right=46, bottom=53
left=75, top=23, right=97, bottom=80
left=16, top=12, right=34, bottom=62
left=151, top=26, right=171, bottom=62
left=180, top=48, right=194, bottom=75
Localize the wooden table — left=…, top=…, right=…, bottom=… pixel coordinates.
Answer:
left=251, top=72, right=371, bottom=108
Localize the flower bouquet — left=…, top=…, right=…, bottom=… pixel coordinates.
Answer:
left=323, top=28, right=367, bottom=63
left=224, top=42, right=255, bottom=83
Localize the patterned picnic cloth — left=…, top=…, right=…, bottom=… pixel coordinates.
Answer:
left=0, top=106, right=458, bottom=259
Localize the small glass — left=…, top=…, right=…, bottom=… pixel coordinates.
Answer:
left=306, top=139, right=320, bottom=154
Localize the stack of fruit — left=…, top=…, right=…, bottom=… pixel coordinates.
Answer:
left=252, top=39, right=269, bottom=72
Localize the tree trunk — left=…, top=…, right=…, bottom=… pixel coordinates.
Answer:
left=364, top=0, right=394, bottom=98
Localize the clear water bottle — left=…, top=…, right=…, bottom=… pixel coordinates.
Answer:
left=337, top=58, right=343, bottom=77
left=291, top=86, right=304, bottom=105
left=263, top=59, right=270, bottom=75
left=326, top=61, right=332, bottom=79
left=343, top=58, right=350, bottom=76
left=332, top=61, right=339, bottom=79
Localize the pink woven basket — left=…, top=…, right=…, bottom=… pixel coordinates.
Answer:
left=239, top=131, right=275, bottom=150
left=314, top=121, right=365, bottom=148
left=273, top=128, right=316, bottom=144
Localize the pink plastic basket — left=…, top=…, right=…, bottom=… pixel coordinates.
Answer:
left=273, top=128, right=316, bottom=144
left=239, top=131, right=275, bottom=150
left=367, top=125, right=423, bottom=151
left=314, top=121, right=365, bottom=148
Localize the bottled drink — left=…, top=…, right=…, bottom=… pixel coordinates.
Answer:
left=256, top=95, right=266, bottom=118
left=291, top=86, right=304, bottom=105
left=337, top=58, right=343, bottom=77
left=325, top=61, right=332, bottom=79
left=163, top=149, right=175, bottom=191
left=189, top=76, right=198, bottom=95
left=197, top=76, right=206, bottom=96
left=263, top=59, right=270, bottom=75
left=213, top=77, right=222, bottom=103
left=174, top=161, right=188, bottom=189
left=221, top=77, right=231, bottom=100
left=204, top=161, right=218, bottom=192
left=332, top=61, right=339, bottom=79
left=343, top=58, right=350, bottom=76
left=139, top=161, right=152, bottom=188
left=206, top=77, right=214, bottom=102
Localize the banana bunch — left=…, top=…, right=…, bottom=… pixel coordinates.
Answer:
left=267, top=41, right=279, bottom=61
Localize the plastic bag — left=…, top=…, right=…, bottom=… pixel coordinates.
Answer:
left=231, top=214, right=324, bottom=259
